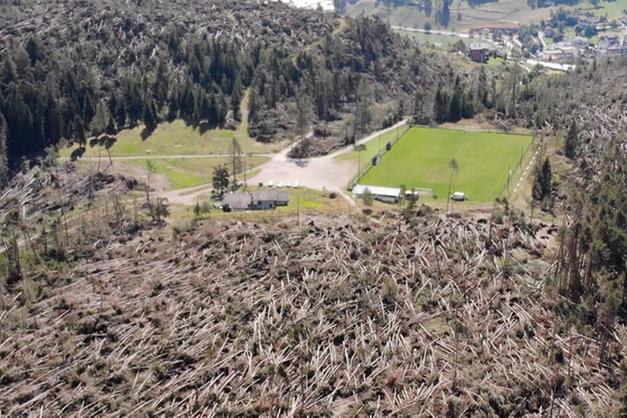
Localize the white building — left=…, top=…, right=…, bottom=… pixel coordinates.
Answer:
left=352, top=185, right=401, bottom=203
left=352, top=184, right=421, bottom=204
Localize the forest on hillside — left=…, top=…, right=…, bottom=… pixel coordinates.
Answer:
left=0, top=0, right=518, bottom=177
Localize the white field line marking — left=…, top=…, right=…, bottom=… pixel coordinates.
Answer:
left=513, top=147, right=540, bottom=194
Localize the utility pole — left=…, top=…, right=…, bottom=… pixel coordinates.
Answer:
left=358, top=147, right=361, bottom=181
left=244, top=153, right=250, bottom=189
left=296, top=192, right=300, bottom=228
left=232, top=141, right=237, bottom=185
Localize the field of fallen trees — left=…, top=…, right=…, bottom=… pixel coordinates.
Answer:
left=0, top=199, right=623, bottom=415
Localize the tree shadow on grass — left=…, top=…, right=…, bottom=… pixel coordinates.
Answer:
left=141, top=125, right=157, bottom=141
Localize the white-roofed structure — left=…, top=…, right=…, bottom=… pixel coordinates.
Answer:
left=352, top=184, right=402, bottom=203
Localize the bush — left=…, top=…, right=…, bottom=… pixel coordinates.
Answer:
left=362, top=189, right=373, bottom=206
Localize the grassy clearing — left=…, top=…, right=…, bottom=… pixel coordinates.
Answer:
left=487, top=56, right=506, bottom=68
left=116, top=156, right=269, bottom=190
left=61, top=91, right=283, bottom=159
left=359, top=126, right=533, bottom=203
left=395, top=29, right=495, bottom=49
left=348, top=0, right=556, bottom=31
left=395, top=30, right=469, bottom=47
left=578, top=0, right=627, bottom=17
left=181, top=187, right=347, bottom=221
left=62, top=120, right=279, bottom=158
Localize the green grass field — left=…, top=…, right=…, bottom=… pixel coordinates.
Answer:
left=65, top=90, right=276, bottom=191
left=359, top=127, right=533, bottom=203
left=581, top=0, right=627, bottom=17
left=394, top=29, right=495, bottom=49
left=115, top=156, right=269, bottom=190
left=61, top=91, right=282, bottom=159
left=347, top=0, right=556, bottom=31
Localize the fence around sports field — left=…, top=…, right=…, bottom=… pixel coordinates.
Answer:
left=349, top=123, right=537, bottom=202
left=494, top=133, right=538, bottom=200
left=348, top=122, right=411, bottom=190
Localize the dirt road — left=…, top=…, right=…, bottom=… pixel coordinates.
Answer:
left=77, top=153, right=275, bottom=161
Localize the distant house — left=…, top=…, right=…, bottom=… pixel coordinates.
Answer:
left=222, top=190, right=289, bottom=211
left=469, top=22, right=520, bottom=37
left=469, top=45, right=489, bottom=63
left=540, top=43, right=580, bottom=63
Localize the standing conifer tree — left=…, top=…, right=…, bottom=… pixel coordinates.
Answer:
left=0, top=114, right=8, bottom=185
left=564, top=120, right=578, bottom=159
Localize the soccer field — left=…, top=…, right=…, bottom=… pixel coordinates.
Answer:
left=359, top=127, right=533, bottom=203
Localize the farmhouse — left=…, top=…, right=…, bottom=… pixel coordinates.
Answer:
left=469, top=45, right=489, bottom=63
left=222, top=190, right=289, bottom=211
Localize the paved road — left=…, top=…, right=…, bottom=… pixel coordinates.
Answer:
left=248, top=120, right=409, bottom=206
left=159, top=131, right=313, bottom=206
left=162, top=122, right=407, bottom=206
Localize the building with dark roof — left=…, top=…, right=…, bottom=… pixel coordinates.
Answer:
left=222, top=190, right=289, bottom=211
left=469, top=45, right=490, bottom=63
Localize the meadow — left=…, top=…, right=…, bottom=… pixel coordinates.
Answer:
left=62, top=92, right=277, bottom=190
left=359, top=126, right=533, bottom=202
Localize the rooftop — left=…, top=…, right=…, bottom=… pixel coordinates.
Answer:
left=352, top=184, right=402, bottom=198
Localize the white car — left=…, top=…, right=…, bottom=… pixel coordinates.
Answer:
left=450, top=192, right=466, bottom=201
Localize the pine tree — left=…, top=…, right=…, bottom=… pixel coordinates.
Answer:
left=564, top=120, right=578, bottom=159
left=1, top=58, right=17, bottom=87
left=89, top=100, right=109, bottom=136
left=212, top=165, right=230, bottom=197
left=434, top=85, right=449, bottom=124
left=413, top=89, right=430, bottom=124
left=0, top=114, right=8, bottom=185
left=540, top=158, right=552, bottom=197
left=354, top=78, right=373, bottom=136
left=142, top=98, right=158, bottom=133
left=231, top=84, right=242, bottom=122
left=449, top=83, right=463, bottom=122
left=440, top=0, right=451, bottom=27
left=532, top=158, right=551, bottom=200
